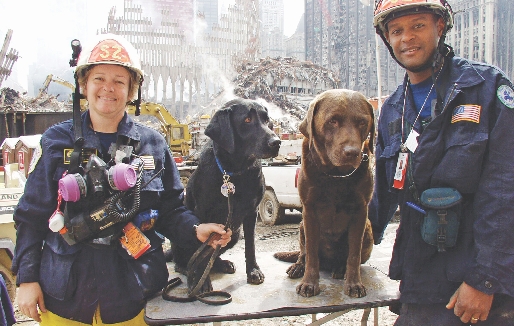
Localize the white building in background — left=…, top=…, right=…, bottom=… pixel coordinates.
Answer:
left=196, top=0, right=218, bottom=32
left=285, top=13, right=305, bottom=60
left=103, top=0, right=260, bottom=119
left=261, top=0, right=285, bottom=58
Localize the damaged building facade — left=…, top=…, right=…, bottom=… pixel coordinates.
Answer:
left=447, top=0, right=514, bottom=79
left=305, top=0, right=514, bottom=99
left=305, top=0, right=404, bottom=98
left=102, top=0, right=260, bottom=120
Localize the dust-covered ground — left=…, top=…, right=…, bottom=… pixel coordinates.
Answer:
left=13, top=211, right=401, bottom=325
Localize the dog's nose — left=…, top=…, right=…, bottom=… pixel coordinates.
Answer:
left=269, top=138, right=281, bottom=148
left=343, top=147, right=360, bottom=160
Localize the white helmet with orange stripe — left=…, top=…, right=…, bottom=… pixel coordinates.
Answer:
left=373, top=0, right=453, bottom=34
left=73, top=34, right=143, bottom=115
left=75, top=33, right=143, bottom=83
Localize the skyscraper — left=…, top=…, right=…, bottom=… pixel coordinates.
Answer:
left=447, top=0, right=514, bottom=79
left=261, top=0, right=285, bottom=58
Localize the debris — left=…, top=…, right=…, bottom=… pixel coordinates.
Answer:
left=223, top=57, right=340, bottom=132
left=0, top=87, right=71, bottom=113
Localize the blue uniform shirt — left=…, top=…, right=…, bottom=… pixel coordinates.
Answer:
left=369, top=56, right=514, bottom=304
left=12, top=111, right=200, bottom=323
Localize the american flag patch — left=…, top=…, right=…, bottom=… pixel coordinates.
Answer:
left=451, top=105, right=481, bottom=124
left=139, top=156, right=156, bottom=170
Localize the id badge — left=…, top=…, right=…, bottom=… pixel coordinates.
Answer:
left=393, top=152, right=409, bottom=189
left=405, top=130, right=419, bottom=153
left=120, top=222, right=151, bottom=259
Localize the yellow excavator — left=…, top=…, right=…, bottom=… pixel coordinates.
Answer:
left=126, top=102, right=191, bottom=156
left=37, top=74, right=75, bottom=99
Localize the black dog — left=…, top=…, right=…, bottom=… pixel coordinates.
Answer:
left=173, top=98, right=281, bottom=287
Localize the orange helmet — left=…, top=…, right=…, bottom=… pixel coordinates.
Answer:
left=373, top=0, right=453, bottom=34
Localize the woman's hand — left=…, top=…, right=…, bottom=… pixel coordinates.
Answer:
left=17, top=282, right=47, bottom=322
left=195, top=223, right=232, bottom=249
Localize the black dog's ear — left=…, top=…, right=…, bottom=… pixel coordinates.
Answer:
left=205, top=107, right=235, bottom=154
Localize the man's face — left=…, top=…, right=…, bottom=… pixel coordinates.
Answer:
left=385, top=13, right=444, bottom=73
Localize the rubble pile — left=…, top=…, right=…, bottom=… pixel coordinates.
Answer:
left=232, top=57, right=340, bottom=121
left=0, top=87, right=71, bottom=113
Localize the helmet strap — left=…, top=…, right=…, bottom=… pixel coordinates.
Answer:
left=131, top=76, right=143, bottom=116
left=378, top=25, right=454, bottom=74
left=70, top=74, right=85, bottom=174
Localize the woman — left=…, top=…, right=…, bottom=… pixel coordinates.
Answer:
left=13, top=34, right=231, bottom=325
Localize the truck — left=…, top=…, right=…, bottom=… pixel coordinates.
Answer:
left=259, top=162, right=302, bottom=225
left=258, top=138, right=304, bottom=225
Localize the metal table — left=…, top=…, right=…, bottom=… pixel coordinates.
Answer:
left=145, top=250, right=399, bottom=325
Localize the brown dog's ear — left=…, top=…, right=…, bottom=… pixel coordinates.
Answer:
left=205, top=107, right=235, bottom=154
left=300, top=95, right=321, bottom=150
left=366, top=100, right=375, bottom=154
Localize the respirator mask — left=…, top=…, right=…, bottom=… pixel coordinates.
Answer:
left=50, top=153, right=143, bottom=245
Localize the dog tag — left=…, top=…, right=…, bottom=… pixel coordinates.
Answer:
left=221, top=182, right=235, bottom=197
left=393, top=152, right=408, bottom=190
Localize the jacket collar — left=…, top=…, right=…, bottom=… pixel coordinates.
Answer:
left=386, top=56, right=485, bottom=112
left=79, top=111, right=141, bottom=149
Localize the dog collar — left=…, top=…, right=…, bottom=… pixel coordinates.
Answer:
left=319, top=153, right=369, bottom=178
left=215, top=155, right=233, bottom=177
left=214, top=155, right=249, bottom=177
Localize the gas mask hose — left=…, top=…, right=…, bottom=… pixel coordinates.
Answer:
left=106, top=164, right=143, bottom=224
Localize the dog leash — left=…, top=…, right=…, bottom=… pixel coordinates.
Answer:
left=162, top=171, right=235, bottom=305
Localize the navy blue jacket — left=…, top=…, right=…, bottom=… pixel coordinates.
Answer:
left=12, top=111, right=200, bottom=323
left=369, top=56, right=514, bottom=304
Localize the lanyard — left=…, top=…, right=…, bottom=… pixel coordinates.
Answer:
left=400, top=70, right=441, bottom=153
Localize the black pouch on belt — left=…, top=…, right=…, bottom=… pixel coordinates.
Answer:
left=420, top=187, right=462, bottom=252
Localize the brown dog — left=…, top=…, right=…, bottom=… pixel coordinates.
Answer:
left=274, top=89, right=374, bottom=298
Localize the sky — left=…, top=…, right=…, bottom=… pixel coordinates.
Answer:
left=0, top=0, right=305, bottom=95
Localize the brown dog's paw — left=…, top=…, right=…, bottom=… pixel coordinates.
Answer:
left=344, top=281, right=367, bottom=298
left=274, top=251, right=300, bottom=263
left=286, top=263, right=305, bottom=279
left=247, top=267, right=265, bottom=285
left=212, top=258, right=236, bottom=274
left=296, top=281, right=320, bottom=297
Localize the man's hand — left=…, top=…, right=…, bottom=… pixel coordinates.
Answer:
left=446, top=282, right=493, bottom=324
left=17, top=282, right=47, bottom=322
left=195, top=223, right=232, bottom=249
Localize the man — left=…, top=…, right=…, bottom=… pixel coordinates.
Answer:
left=370, top=0, right=514, bottom=324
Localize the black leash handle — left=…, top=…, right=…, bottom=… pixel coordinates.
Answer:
left=162, top=188, right=234, bottom=305
left=162, top=277, right=232, bottom=305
